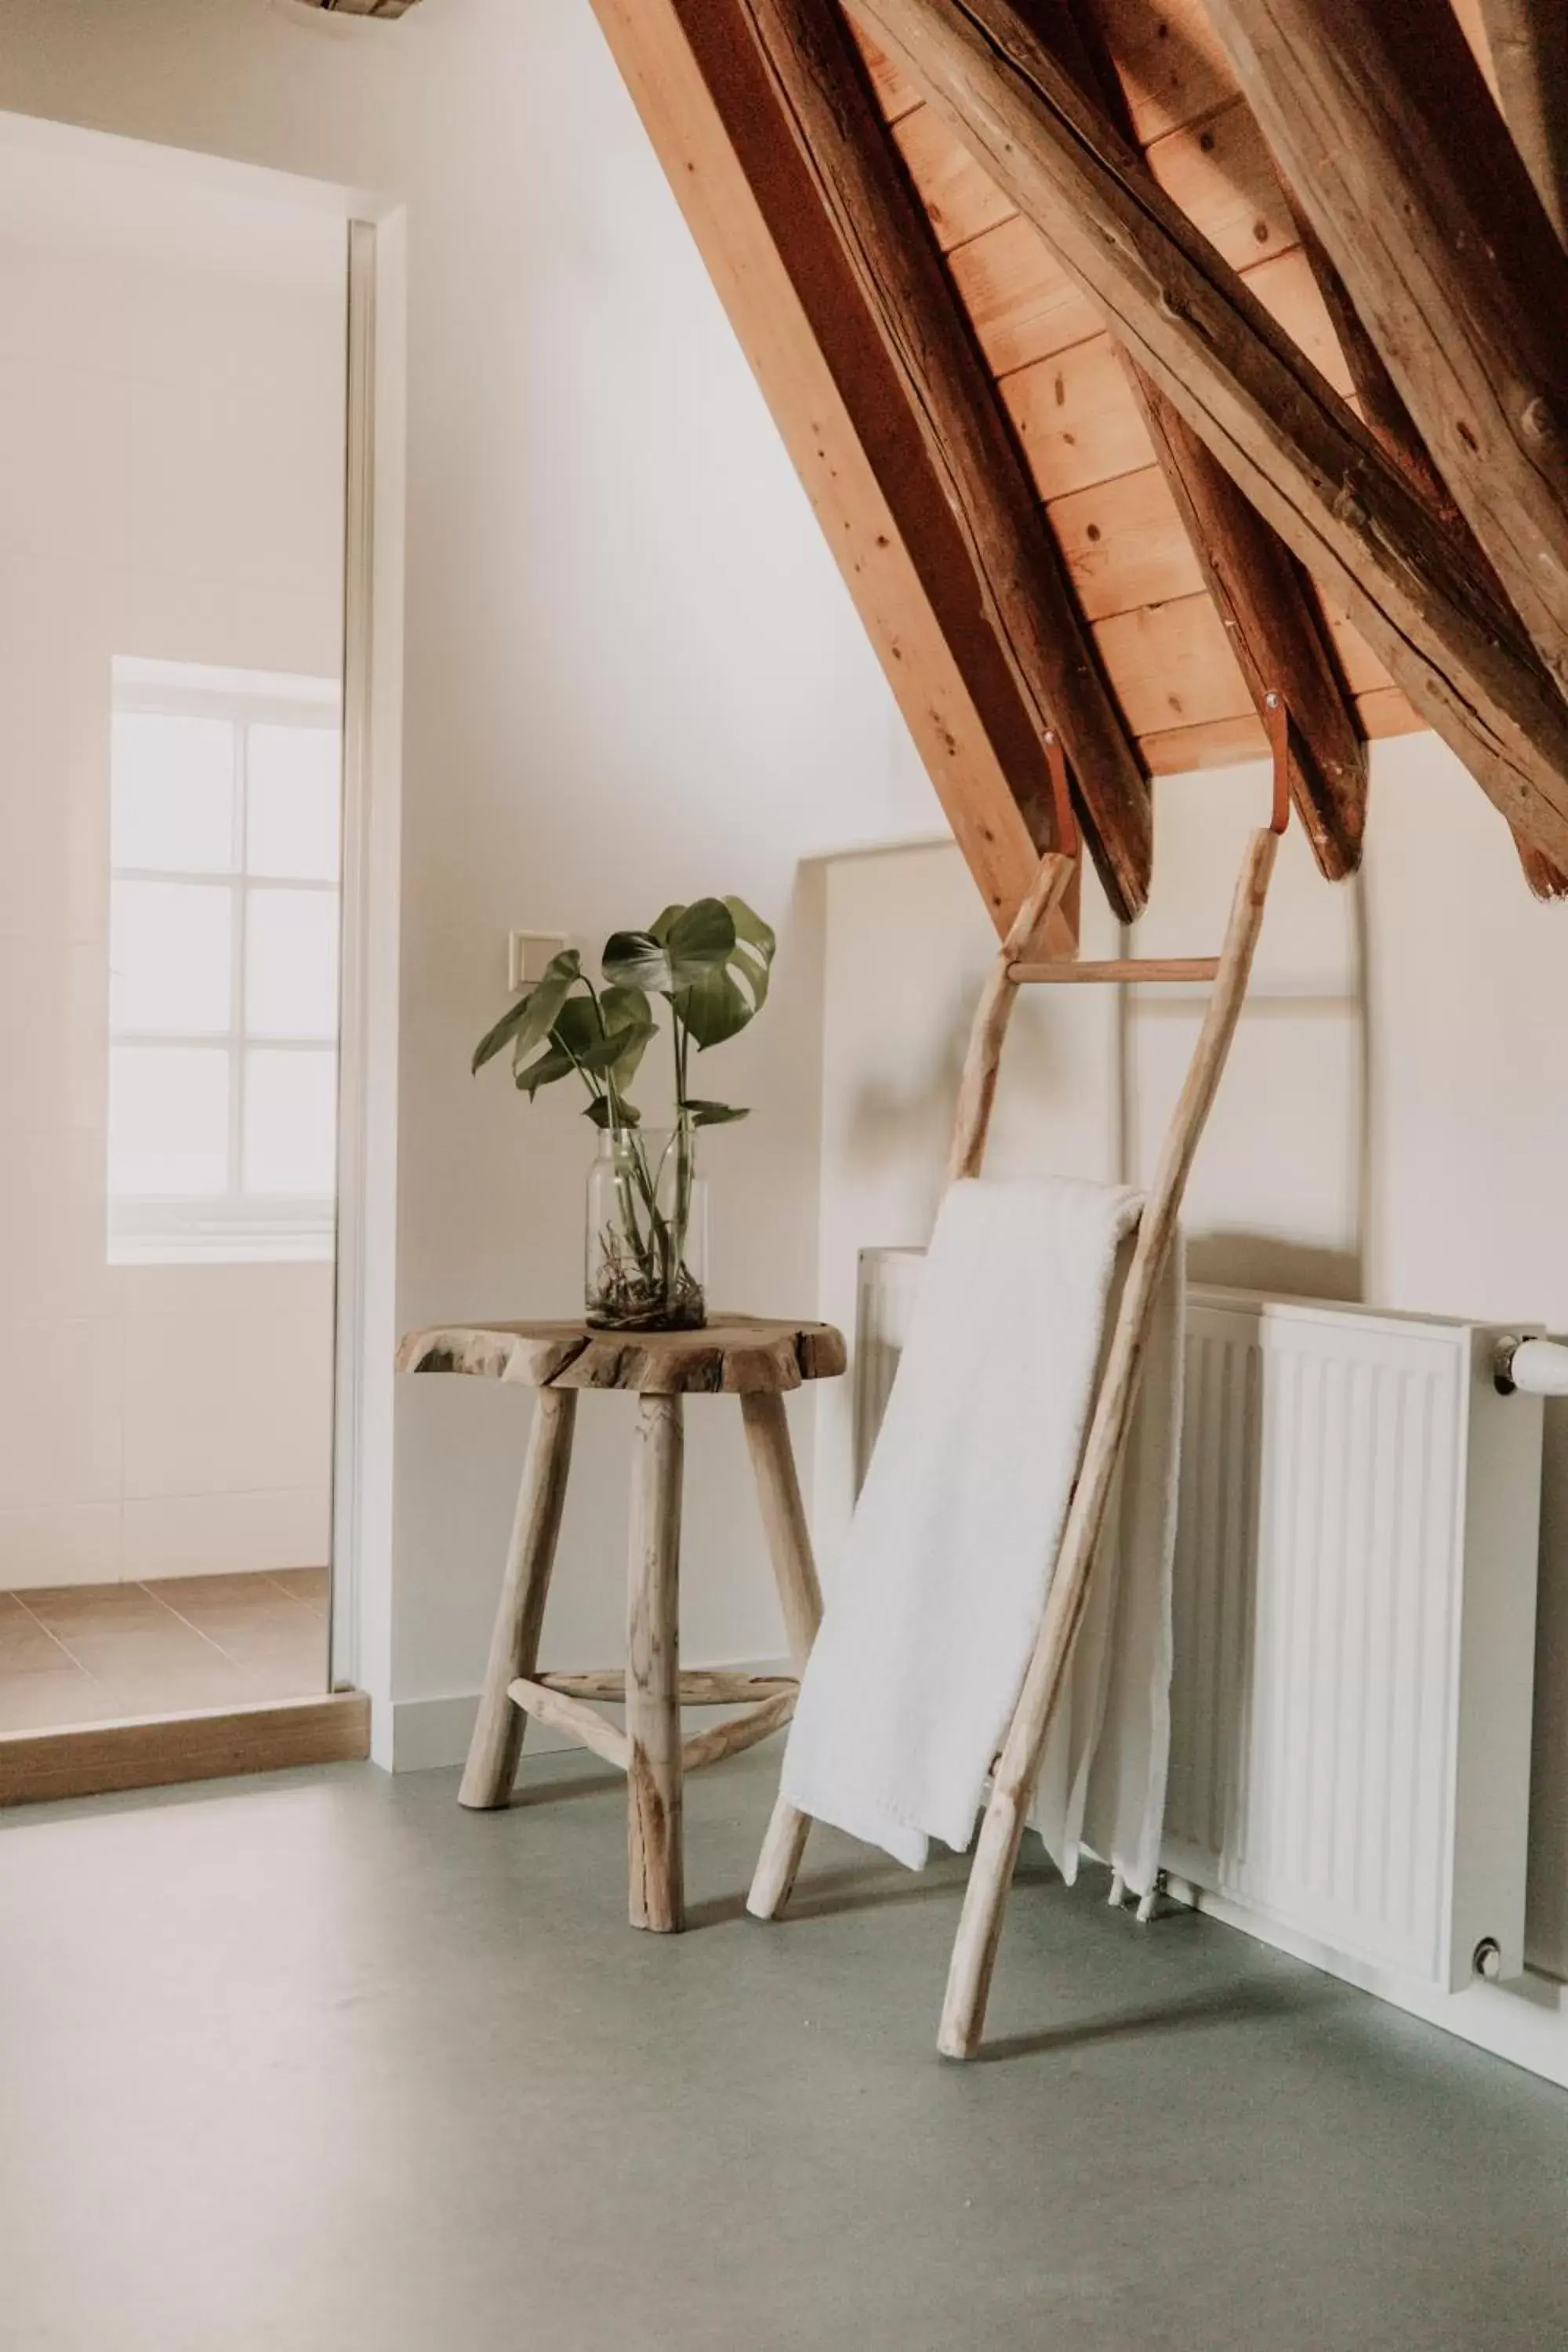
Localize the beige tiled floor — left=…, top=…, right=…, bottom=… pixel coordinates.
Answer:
left=0, top=1568, right=329, bottom=1732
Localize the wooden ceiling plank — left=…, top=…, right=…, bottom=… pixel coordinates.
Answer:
left=1048, top=465, right=1204, bottom=619
left=1025, top=0, right=1366, bottom=877
left=734, top=0, right=1153, bottom=915
left=1204, top=0, right=1568, bottom=706
left=588, top=0, right=1050, bottom=935
left=891, top=102, right=1018, bottom=249
left=849, top=0, right=1568, bottom=867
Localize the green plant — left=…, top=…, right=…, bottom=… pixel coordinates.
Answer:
left=472, top=896, right=775, bottom=1328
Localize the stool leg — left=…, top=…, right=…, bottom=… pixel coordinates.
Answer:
left=627, top=1393, right=684, bottom=1932
left=459, top=1388, right=577, bottom=1811
left=739, top=1392, right=823, bottom=1662
left=740, top=1392, right=823, bottom=1919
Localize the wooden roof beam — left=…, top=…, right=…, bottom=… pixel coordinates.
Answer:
left=1290, top=188, right=1568, bottom=896
left=1044, top=0, right=1367, bottom=881
left=1474, top=0, right=1568, bottom=245
left=589, top=0, right=1070, bottom=935
left=1204, top=0, right=1568, bottom=709
left=849, top=0, right=1568, bottom=868
left=734, top=0, right=1152, bottom=916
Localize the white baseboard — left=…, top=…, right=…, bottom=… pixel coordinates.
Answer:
left=1171, top=1875, right=1568, bottom=2092
left=389, top=1657, right=794, bottom=1775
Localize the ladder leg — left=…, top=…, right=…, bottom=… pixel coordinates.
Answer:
left=748, top=1793, right=814, bottom=1919
left=939, top=826, right=1279, bottom=2059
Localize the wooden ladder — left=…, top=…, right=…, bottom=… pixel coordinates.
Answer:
left=747, top=698, right=1292, bottom=2060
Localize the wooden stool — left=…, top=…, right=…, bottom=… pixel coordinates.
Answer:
left=397, top=1314, right=845, bottom=1932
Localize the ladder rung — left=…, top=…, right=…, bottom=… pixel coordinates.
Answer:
left=1009, top=956, right=1222, bottom=984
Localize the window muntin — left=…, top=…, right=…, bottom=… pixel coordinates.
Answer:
left=107, top=659, right=343, bottom=1265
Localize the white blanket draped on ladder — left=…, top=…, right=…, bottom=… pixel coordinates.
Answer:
left=779, top=1174, right=1184, bottom=1900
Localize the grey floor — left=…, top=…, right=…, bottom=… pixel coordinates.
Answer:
left=4, top=1748, right=1568, bottom=2352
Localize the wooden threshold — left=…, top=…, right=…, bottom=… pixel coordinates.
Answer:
left=0, top=1690, right=371, bottom=1809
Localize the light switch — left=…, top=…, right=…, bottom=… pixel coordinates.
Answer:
left=508, top=931, right=571, bottom=991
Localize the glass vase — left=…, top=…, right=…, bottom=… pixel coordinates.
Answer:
left=585, top=1122, right=708, bottom=1332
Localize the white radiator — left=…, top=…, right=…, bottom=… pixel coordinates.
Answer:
left=853, top=1252, right=1544, bottom=1995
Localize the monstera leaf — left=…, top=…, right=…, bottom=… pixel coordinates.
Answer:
left=470, top=948, right=582, bottom=1073
left=602, top=899, right=735, bottom=996
left=672, top=896, right=775, bottom=1050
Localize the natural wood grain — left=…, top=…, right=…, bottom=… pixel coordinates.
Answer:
left=1142, top=711, right=1272, bottom=771
left=1476, top=0, right=1568, bottom=243
left=851, top=0, right=1568, bottom=864
left=946, top=851, right=1077, bottom=1182
left=539, top=1670, right=797, bottom=1704
left=0, top=1692, right=369, bottom=1809
left=939, top=823, right=1280, bottom=2060
left=1010, top=955, right=1222, bottom=982
left=1048, top=465, right=1202, bottom=619
left=1092, top=592, right=1251, bottom=736
left=398, top=1315, right=847, bottom=1396
left=931, top=85, right=1300, bottom=357
left=850, top=20, right=924, bottom=118
left=1206, top=0, right=1568, bottom=701
left=748, top=1792, right=816, bottom=1918
left=892, top=100, right=1017, bottom=249
left=739, top=1391, right=826, bottom=1661
left=947, top=215, right=1102, bottom=379
left=588, top=0, right=1047, bottom=934
left=458, top=1388, right=577, bottom=1809
left=509, top=1677, right=632, bottom=1771
left=681, top=1689, right=798, bottom=1769
left=1002, top=332, right=1150, bottom=499
left=626, top=1395, right=685, bottom=1931
left=1091, top=0, right=1242, bottom=140
left=738, top=0, right=1150, bottom=913
left=1355, top=685, right=1424, bottom=740
left=1055, top=0, right=1362, bottom=876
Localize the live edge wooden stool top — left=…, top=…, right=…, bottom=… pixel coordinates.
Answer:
left=396, top=1313, right=845, bottom=1395
left=397, top=1313, right=844, bottom=1933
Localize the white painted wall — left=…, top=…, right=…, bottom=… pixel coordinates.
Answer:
left=0, top=0, right=916, bottom=1734
left=0, top=160, right=343, bottom=1588
left=814, top=736, right=1568, bottom=1980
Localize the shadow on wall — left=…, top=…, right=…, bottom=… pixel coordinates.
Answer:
left=1185, top=1232, right=1362, bottom=1301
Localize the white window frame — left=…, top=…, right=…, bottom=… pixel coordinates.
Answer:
left=108, top=657, right=343, bottom=1267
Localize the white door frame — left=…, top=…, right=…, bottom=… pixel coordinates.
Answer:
left=331, top=205, right=407, bottom=1766
left=0, top=111, right=408, bottom=1763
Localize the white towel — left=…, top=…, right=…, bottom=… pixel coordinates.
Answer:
left=779, top=1175, right=1183, bottom=1895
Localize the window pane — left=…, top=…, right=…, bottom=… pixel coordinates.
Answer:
left=243, top=1049, right=336, bottom=1197
left=245, top=889, right=339, bottom=1040
left=108, top=1046, right=230, bottom=1197
left=111, top=713, right=235, bottom=873
left=111, top=881, right=232, bottom=1036
left=246, top=724, right=342, bottom=880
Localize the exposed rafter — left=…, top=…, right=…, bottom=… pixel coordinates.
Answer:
left=1475, top=0, right=1568, bottom=244
left=1290, top=190, right=1568, bottom=895
left=735, top=0, right=1152, bottom=915
left=848, top=0, right=1568, bottom=869
left=589, top=0, right=1061, bottom=935
left=1044, top=0, right=1367, bottom=881
left=1204, top=0, right=1568, bottom=707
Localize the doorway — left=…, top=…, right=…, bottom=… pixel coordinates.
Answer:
left=0, top=122, right=373, bottom=1777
